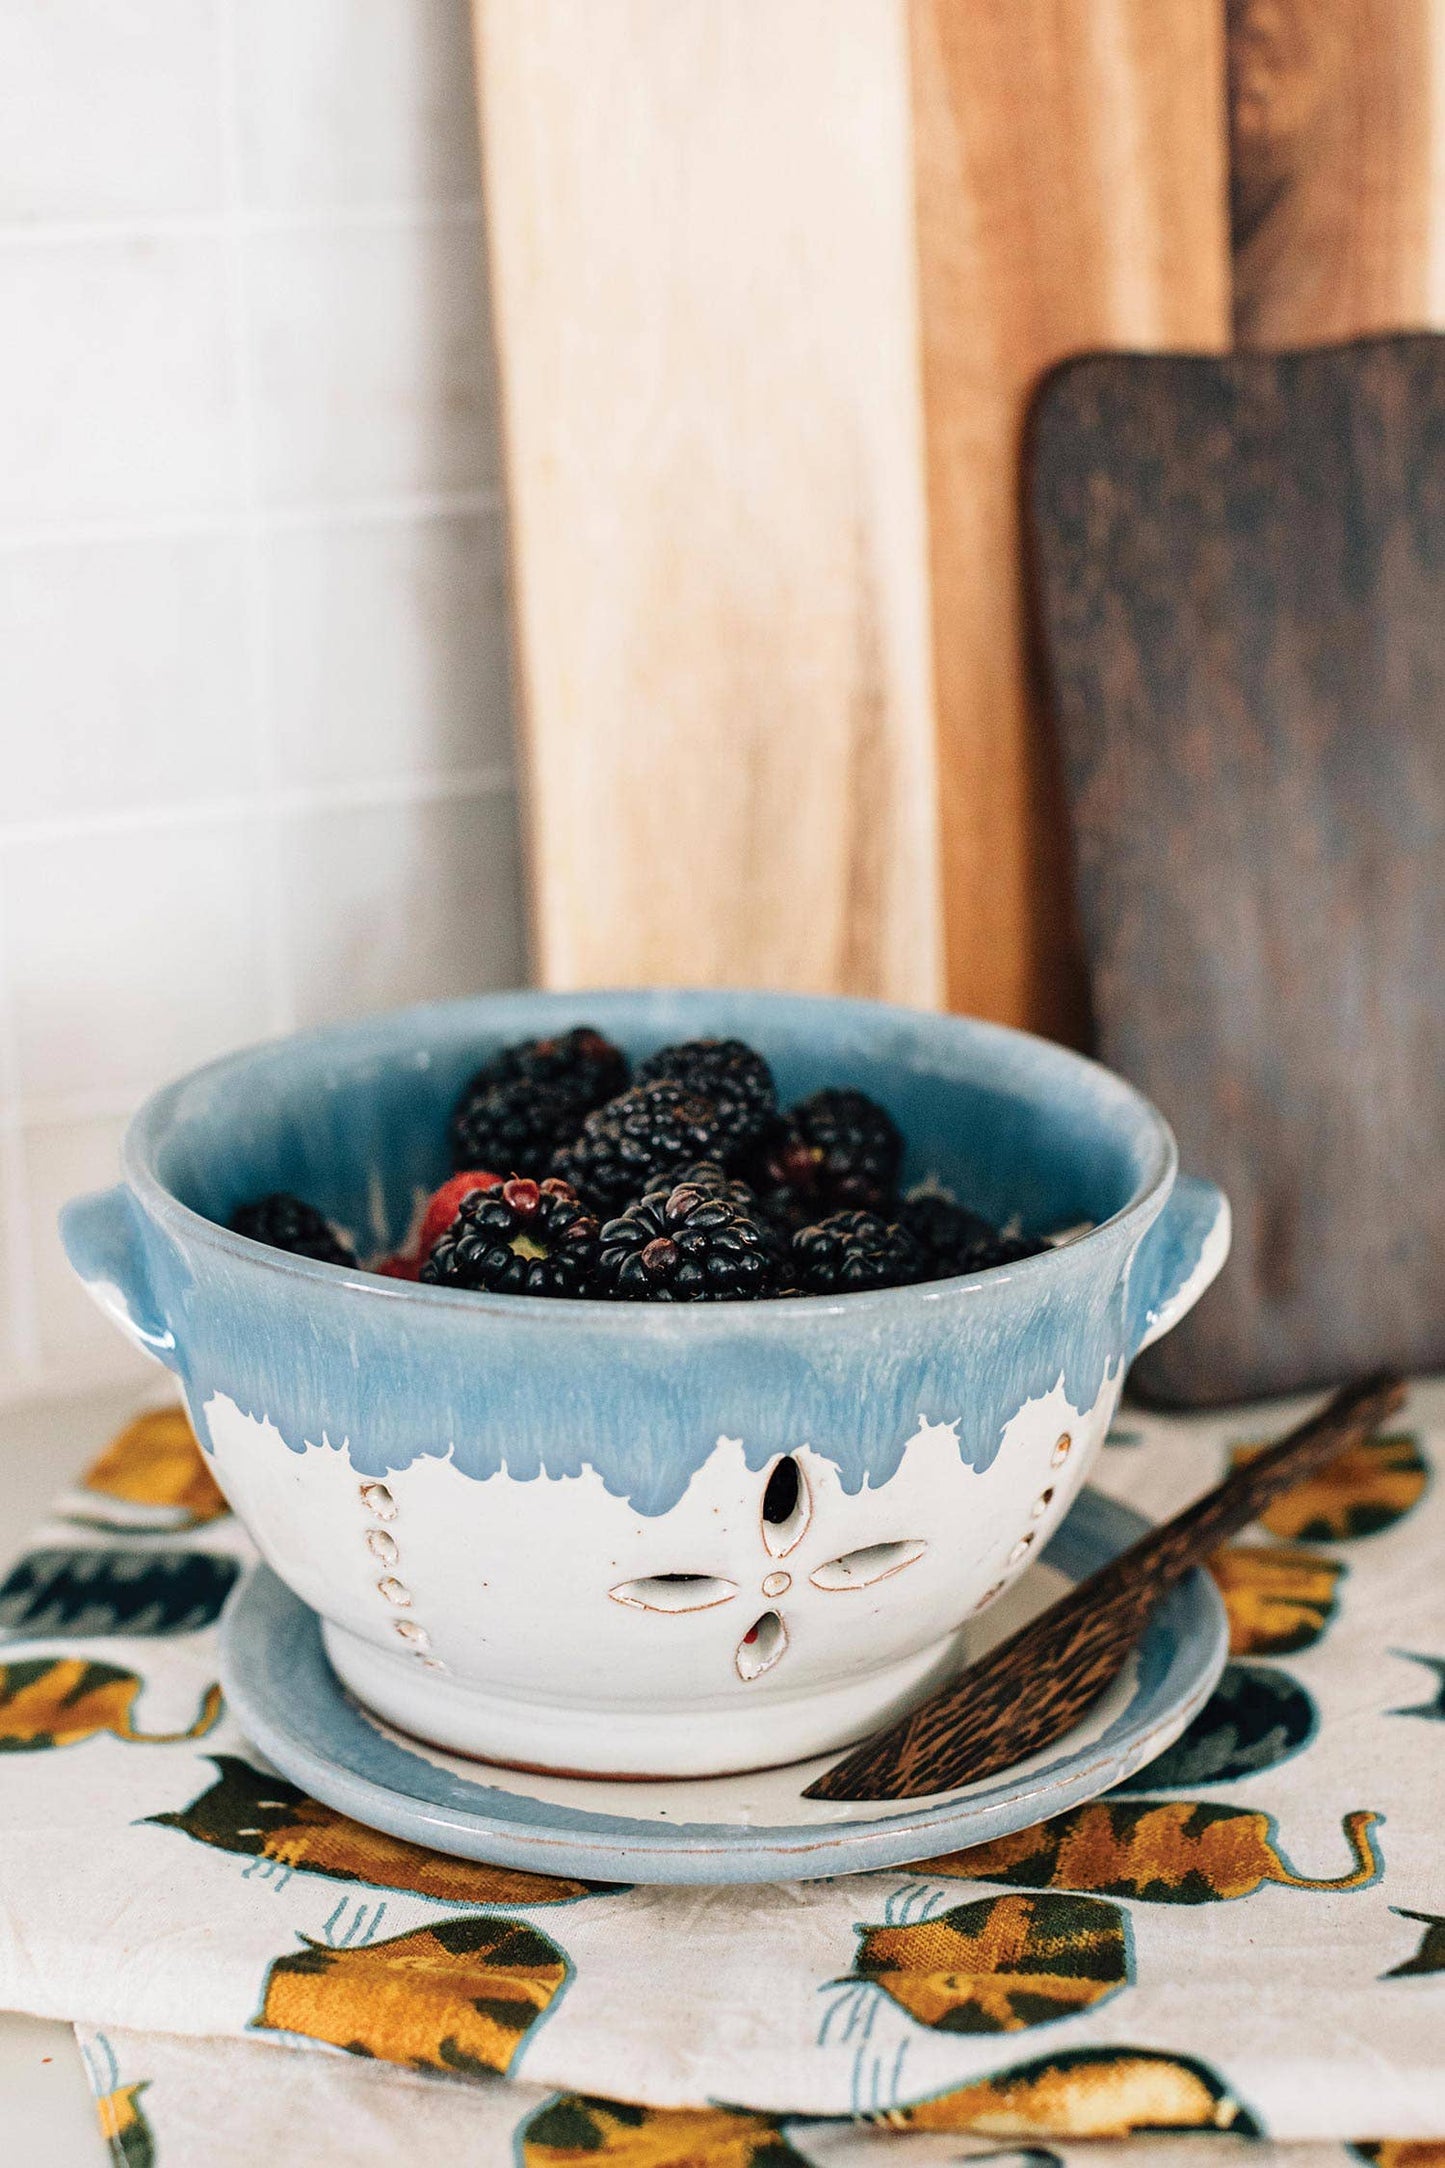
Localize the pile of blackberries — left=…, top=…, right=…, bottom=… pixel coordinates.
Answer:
left=229, top=1026, right=1046, bottom=1302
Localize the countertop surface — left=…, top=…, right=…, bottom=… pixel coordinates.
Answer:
left=2, top=1383, right=151, bottom=2166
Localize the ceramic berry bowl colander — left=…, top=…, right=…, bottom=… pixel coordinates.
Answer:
left=61, top=989, right=1227, bottom=1781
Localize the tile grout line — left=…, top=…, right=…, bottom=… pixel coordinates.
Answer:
left=0, top=201, right=485, bottom=249
left=0, top=768, right=515, bottom=854
left=0, top=488, right=504, bottom=555
left=215, top=0, right=294, bottom=1040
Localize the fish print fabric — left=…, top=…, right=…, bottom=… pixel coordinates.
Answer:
left=0, top=1379, right=1439, bottom=2158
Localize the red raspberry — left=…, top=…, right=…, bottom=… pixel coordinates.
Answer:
left=419, top=1170, right=503, bottom=1256
left=374, top=1170, right=503, bottom=1279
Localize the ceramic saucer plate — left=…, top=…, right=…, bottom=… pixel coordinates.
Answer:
left=219, top=1485, right=1226, bottom=1887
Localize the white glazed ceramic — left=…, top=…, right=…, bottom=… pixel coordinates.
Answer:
left=219, top=1486, right=1230, bottom=1883
left=63, top=990, right=1229, bottom=1779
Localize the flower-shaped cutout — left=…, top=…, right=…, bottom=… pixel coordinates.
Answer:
left=808, top=1539, right=928, bottom=1590
left=608, top=1574, right=737, bottom=1614
left=608, top=1455, right=927, bottom=1683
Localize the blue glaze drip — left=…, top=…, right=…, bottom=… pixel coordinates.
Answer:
left=175, top=1244, right=1130, bottom=1515
left=1125, top=1172, right=1220, bottom=1351
left=69, top=989, right=1224, bottom=1518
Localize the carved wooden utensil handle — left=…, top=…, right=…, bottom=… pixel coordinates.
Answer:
left=805, top=1372, right=1405, bottom=1803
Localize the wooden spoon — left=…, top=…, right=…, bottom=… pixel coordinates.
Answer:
left=804, top=1372, right=1405, bottom=1802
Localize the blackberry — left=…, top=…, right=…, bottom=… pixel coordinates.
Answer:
left=449, top=1027, right=627, bottom=1173
left=672, top=1160, right=790, bottom=1272
left=900, top=1191, right=999, bottom=1277
left=956, top=1229, right=1048, bottom=1273
left=634, top=1039, right=776, bottom=1153
left=790, top=1210, right=925, bottom=1295
left=671, top=1159, right=758, bottom=1208
left=449, top=1074, right=584, bottom=1180
left=420, top=1176, right=598, bottom=1297
left=469, top=1025, right=628, bottom=1102
left=550, top=1080, right=724, bottom=1214
left=230, top=1193, right=355, bottom=1268
left=795, top=1088, right=902, bottom=1207
left=594, top=1180, right=778, bottom=1302
left=745, top=1088, right=903, bottom=1219
left=741, top=1128, right=820, bottom=1234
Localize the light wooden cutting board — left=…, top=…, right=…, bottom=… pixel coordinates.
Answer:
left=472, top=0, right=1229, bottom=1032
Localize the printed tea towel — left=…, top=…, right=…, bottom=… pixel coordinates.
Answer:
left=0, top=1382, right=1441, bottom=2161
left=69, top=2021, right=1440, bottom=2168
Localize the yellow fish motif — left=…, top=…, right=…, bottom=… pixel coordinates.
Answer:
left=79, top=1407, right=229, bottom=1529
left=850, top=1892, right=1129, bottom=2033
left=151, top=1755, right=621, bottom=1905
left=0, top=1657, right=221, bottom=1751
left=1232, top=1431, right=1428, bottom=1542
left=94, top=2079, right=154, bottom=2168
left=881, top=2046, right=1255, bottom=2137
left=254, top=1915, right=569, bottom=2077
left=521, top=2095, right=806, bottom=2166
left=922, top=1799, right=1383, bottom=1903
left=1207, top=1543, right=1345, bottom=1656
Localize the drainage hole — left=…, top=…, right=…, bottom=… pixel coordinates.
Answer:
left=809, top=1539, right=927, bottom=1590
left=761, top=1456, right=811, bottom=1557
left=762, top=1457, right=799, bottom=1524
left=609, top=1574, right=737, bottom=1613
left=735, top=1609, right=788, bottom=1681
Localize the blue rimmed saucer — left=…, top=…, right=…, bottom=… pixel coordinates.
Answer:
left=219, top=1486, right=1226, bottom=1887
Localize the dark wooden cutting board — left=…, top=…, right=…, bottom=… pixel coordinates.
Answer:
left=1030, top=333, right=1445, bottom=1404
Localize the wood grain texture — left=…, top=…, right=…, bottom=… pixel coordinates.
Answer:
left=472, top=0, right=943, bottom=1002
left=807, top=1375, right=1403, bottom=1801
left=908, top=0, right=1231, bottom=1037
left=1230, top=0, right=1445, bottom=346
left=1031, top=334, right=1445, bottom=1404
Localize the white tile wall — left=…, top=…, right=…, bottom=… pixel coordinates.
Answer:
left=0, top=238, right=242, bottom=526
left=279, top=791, right=524, bottom=1028
left=266, top=510, right=512, bottom=788
left=2, top=532, right=257, bottom=822
left=233, top=0, right=481, bottom=212
left=0, top=0, right=527, bottom=1405
left=246, top=216, right=499, bottom=505
left=0, top=1, right=225, bottom=225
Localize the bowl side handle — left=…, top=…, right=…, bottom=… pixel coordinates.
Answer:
left=1128, top=1174, right=1231, bottom=1356
left=60, top=1184, right=179, bottom=1370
